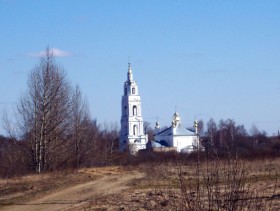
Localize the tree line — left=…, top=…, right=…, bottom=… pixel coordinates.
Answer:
left=197, top=118, right=280, bottom=158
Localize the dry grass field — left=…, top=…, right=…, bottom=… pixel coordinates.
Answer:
left=135, top=157, right=280, bottom=210
left=0, top=158, right=279, bottom=210
left=79, top=157, right=280, bottom=210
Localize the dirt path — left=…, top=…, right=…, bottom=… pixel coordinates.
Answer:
left=2, top=168, right=145, bottom=211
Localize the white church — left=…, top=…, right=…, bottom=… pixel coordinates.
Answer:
left=153, top=112, right=202, bottom=153
left=119, top=63, right=203, bottom=153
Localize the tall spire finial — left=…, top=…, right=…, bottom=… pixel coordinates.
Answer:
left=128, top=56, right=131, bottom=71
left=128, top=56, right=131, bottom=72
left=127, top=58, right=133, bottom=81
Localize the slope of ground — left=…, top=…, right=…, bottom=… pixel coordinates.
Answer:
left=0, top=167, right=145, bottom=211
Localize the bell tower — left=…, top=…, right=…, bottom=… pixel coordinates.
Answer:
left=119, top=63, right=148, bottom=153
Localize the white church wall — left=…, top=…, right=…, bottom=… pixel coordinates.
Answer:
left=175, top=136, right=197, bottom=152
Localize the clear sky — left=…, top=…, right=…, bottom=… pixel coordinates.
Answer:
left=1, top=0, right=280, bottom=135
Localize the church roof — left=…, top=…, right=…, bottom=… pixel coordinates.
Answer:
left=173, top=125, right=196, bottom=136
left=156, top=125, right=196, bottom=137
left=156, top=126, right=173, bottom=136
left=151, top=140, right=170, bottom=147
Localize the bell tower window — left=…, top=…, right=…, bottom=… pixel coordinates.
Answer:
left=133, top=125, right=138, bottom=135
left=133, top=105, right=137, bottom=116
left=132, top=87, right=135, bottom=94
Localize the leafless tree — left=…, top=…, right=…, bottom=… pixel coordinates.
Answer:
left=70, top=85, right=91, bottom=168
left=206, top=118, right=218, bottom=147
left=83, top=119, right=101, bottom=166
left=1, top=108, right=17, bottom=141
left=219, top=119, right=236, bottom=146
left=17, top=49, right=73, bottom=173
left=144, top=121, right=154, bottom=141
left=97, top=122, right=119, bottom=163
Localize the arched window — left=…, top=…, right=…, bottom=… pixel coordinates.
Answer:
left=133, top=125, right=138, bottom=135
left=132, top=87, right=135, bottom=94
left=133, top=105, right=137, bottom=116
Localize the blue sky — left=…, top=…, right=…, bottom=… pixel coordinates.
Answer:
left=1, top=0, right=280, bottom=135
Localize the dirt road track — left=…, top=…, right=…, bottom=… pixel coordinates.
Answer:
left=2, top=168, right=145, bottom=211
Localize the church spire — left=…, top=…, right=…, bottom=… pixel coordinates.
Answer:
left=127, top=62, right=133, bottom=81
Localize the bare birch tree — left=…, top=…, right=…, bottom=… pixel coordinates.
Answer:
left=17, top=49, right=73, bottom=173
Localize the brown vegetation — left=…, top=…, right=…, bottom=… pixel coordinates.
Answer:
left=84, top=156, right=280, bottom=210
left=0, top=152, right=279, bottom=210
